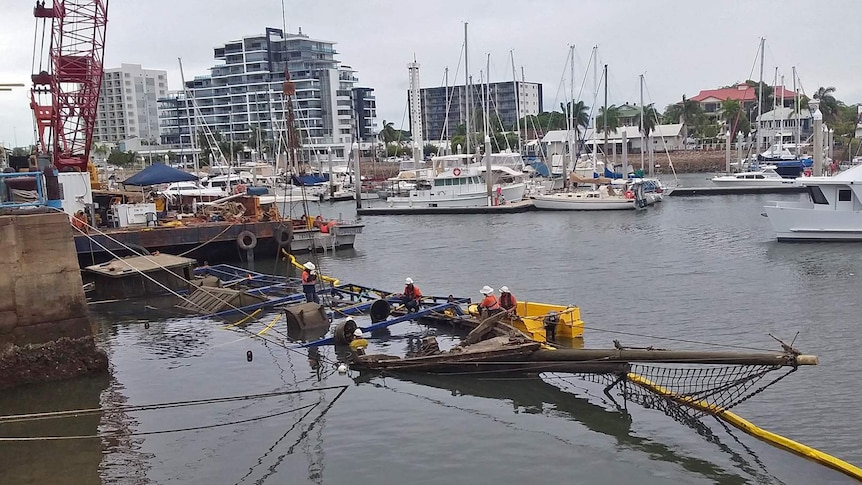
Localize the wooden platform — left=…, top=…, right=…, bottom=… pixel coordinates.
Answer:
left=356, top=199, right=534, bottom=215
left=669, top=185, right=806, bottom=196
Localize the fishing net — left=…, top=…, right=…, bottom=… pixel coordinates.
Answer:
left=579, top=362, right=797, bottom=424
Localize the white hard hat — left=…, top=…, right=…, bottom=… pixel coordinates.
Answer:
left=500, top=286, right=510, bottom=293
left=481, top=285, right=493, bottom=295
left=353, top=328, right=363, bottom=337
left=304, top=262, right=316, bottom=270
left=345, top=316, right=355, bottom=323
left=405, top=277, right=414, bottom=285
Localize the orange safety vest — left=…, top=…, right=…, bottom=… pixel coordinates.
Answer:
left=404, top=284, right=422, bottom=300
left=499, top=292, right=517, bottom=310
left=480, top=294, right=500, bottom=310
left=302, top=269, right=317, bottom=285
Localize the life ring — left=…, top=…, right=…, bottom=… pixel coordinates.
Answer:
left=237, top=230, right=257, bottom=250
left=275, top=224, right=293, bottom=247
left=624, top=190, right=635, bottom=200
left=453, top=167, right=461, bottom=176
left=234, top=184, right=247, bottom=194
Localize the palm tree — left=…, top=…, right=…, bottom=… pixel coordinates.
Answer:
left=380, top=120, right=398, bottom=144
left=720, top=99, right=743, bottom=141
left=560, top=101, right=590, bottom=130
left=596, top=105, right=620, bottom=133
left=664, top=95, right=704, bottom=139
left=637, top=103, right=659, bottom=139
left=813, top=86, right=839, bottom=123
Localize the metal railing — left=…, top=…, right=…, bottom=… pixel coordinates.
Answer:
left=0, top=171, right=47, bottom=208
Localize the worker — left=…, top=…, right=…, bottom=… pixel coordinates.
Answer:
left=301, top=262, right=319, bottom=303
left=71, top=210, right=88, bottom=233
left=400, top=277, right=423, bottom=313
left=349, top=328, right=368, bottom=355
left=478, top=286, right=500, bottom=315
left=499, top=286, right=517, bottom=314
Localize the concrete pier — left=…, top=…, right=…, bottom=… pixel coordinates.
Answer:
left=0, top=209, right=107, bottom=389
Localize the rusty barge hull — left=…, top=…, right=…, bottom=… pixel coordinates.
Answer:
left=74, top=221, right=362, bottom=266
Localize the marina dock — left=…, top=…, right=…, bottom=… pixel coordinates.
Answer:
left=669, top=185, right=806, bottom=196
left=357, top=199, right=535, bottom=215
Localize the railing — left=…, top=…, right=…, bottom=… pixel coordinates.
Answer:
left=0, top=172, right=47, bottom=208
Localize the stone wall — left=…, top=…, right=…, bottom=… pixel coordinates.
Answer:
left=0, top=210, right=107, bottom=389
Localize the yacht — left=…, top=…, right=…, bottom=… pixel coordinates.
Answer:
left=386, top=165, right=526, bottom=208
left=712, top=168, right=800, bottom=187
left=162, top=181, right=226, bottom=200
left=763, top=164, right=862, bottom=241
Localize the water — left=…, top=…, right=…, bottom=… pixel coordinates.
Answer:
left=1, top=176, right=860, bottom=484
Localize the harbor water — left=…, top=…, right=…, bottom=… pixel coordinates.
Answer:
left=1, top=175, right=860, bottom=484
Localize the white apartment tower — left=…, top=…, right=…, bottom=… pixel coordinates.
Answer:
left=94, top=64, right=167, bottom=144
left=159, top=27, right=376, bottom=161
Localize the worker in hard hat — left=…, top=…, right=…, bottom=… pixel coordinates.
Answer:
left=301, top=261, right=319, bottom=303
left=349, top=327, right=368, bottom=354
left=478, top=286, right=500, bottom=317
left=499, top=286, right=517, bottom=315
left=400, top=277, right=423, bottom=313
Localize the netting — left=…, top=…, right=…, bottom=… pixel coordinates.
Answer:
left=575, top=362, right=796, bottom=424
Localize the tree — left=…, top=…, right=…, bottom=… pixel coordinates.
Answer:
left=560, top=101, right=590, bottom=130
left=380, top=120, right=399, bottom=144
left=720, top=99, right=745, bottom=142
left=813, top=86, right=839, bottom=124
left=637, top=103, right=660, bottom=139
left=596, top=105, right=620, bottom=133
left=746, top=80, right=775, bottom=119
left=107, top=150, right=137, bottom=167
left=665, top=96, right=703, bottom=139
left=423, top=144, right=438, bottom=156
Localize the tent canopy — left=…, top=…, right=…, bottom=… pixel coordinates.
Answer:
left=122, top=163, right=199, bottom=186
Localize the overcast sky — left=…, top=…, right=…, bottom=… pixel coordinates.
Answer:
left=2, top=0, right=861, bottom=148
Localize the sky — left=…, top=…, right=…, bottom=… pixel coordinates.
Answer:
left=2, top=0, right=861, bottom=148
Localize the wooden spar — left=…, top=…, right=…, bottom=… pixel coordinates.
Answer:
left=528, top=349, right=817, bottom=367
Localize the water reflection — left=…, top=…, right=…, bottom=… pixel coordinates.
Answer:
left=370, top=372, right=774, bottom=484
left=0, top=374, right=109, bottom=485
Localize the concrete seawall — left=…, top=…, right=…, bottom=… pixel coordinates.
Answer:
left=0, top=209, right=107, bottom=390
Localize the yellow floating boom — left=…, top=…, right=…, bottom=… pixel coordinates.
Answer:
left=281, top=249, right=340, bottom=286
left=626, top=372, right=862, bottom=481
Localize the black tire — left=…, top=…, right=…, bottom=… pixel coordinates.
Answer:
left=236, top=230, right=257, bottom=250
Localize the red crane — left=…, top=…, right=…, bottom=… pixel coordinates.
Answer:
left=31, top=1, right=108, bottom=173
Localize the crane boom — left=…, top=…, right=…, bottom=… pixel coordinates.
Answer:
left=31, top=0, right=108, bottom=172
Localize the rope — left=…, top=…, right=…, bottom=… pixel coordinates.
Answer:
left=177, top=221, right=239, bottom=256
left=61, top=207, right=257, bottom=318
left=0, top=385, right=348, bottom=424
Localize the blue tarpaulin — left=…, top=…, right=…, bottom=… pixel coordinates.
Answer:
left=122, top=163, right=199, bottom=186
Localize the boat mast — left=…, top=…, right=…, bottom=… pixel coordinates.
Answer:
left=464, top=22, right=470, bottom=156
left=793, top=66, right=800, bottom=151
left=177, top=58, right=199, bottom=177
left=603, top=64, right=608, bottom=172
left=444, top=66, right=449, bottom=154
left=510, top=50, right=522, bottom=155
left=566, top=45, right=574, bottom=190
left=639, top=73, right=645, bottom=172
left=408, top=56, right=423, bottom=164
left=757, top=37, right=765, bottom=154
left=484, top=53, right=493, bottom=206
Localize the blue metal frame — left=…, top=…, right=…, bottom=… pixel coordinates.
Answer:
left=196, top=264, right=473, bottom=343
left=0, top=172, right=47, bottom=208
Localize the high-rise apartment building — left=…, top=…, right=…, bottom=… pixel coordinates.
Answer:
left=158, top=27, right=375, bottom=161
left=94, top=64, right=167, bottom=144
left=418, top=81, right=542, bottom=142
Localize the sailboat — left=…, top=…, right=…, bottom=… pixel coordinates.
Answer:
left=533, top=63, right=652, bottom=210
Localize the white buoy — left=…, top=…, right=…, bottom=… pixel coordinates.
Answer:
left=337, top=363, right=348, bottom=374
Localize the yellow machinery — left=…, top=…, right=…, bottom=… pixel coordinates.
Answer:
left=468, top=302, right=583, bottom=342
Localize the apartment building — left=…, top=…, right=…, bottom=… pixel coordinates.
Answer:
left=417, top=81, right=542, bottom=142
left=94, top=64, right=167, bottom=144
left=158, top=27, right=375, bottom=161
